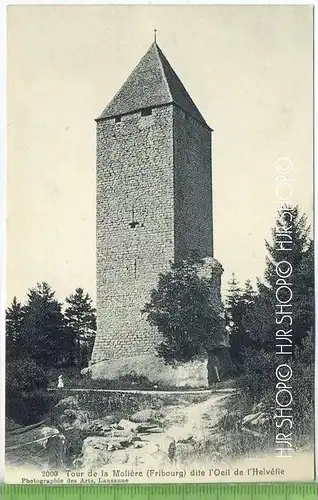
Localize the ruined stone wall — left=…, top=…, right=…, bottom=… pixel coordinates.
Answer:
left=173, top=106, right=213, bottom=261
left=92, top=105, right=175, bottom=363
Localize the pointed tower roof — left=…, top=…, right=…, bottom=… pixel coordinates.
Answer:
left=97, top=42, right=210, bottom=128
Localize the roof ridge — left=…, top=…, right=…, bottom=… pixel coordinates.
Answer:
left=152, top=42, right=173, bottom=103
left=97, top=42, right=210, bottom=128
left=156, top=44, right=208, bottom=125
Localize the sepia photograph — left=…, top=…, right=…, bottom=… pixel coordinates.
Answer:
left=5, top=5, right=314, bottom=483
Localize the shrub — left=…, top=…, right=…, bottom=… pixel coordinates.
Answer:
left=236, top=347, right=277, bottom=405
left=290, top=333, right=314, bottom=445
left=221, top=332, right=314, bottom=450
left=50, top=371, right=159, bottom=391
left=6, top=359, right=57, bottom=425
left=143, top=257, right=225, bottom=364
left=7, top=358, right=49, bottom=392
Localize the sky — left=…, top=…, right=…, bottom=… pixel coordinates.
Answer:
left=7, top=5, right=313, bottom=306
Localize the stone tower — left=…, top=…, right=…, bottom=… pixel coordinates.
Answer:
left=91, top=42, right=225, bottom=384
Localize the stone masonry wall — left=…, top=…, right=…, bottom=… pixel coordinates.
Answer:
left=92, top=106, right=175, bottom=363
left=91, top=103, right=221, bottom=385
left=173, top=106, right=213, bottom=260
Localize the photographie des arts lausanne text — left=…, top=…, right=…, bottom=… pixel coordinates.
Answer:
left=5, top=5, right=314, bottom=484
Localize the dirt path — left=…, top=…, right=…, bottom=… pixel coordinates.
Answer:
left=126, top=392, right=232, bottom=467
left=6, top=391, right=233, bottom=471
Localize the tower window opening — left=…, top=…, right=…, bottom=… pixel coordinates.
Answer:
left=141, top=108, right=152, bottom=117
left=134, top=259, right=137, bottom=279
left=115, top=116, right=122, bottom=123
left=129, top=204, right=140, bottom=228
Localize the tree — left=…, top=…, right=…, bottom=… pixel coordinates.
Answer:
left=292, top=239, right=314, bottom=345
left=142, top=259, right=224, bottom=365
left=225, top=275, right=256, bottom=365
left=243, top=206, right=313, bottom=348
left=6, top=297, right=25, bottom=361
left=6, top=358, right=56, bottom=425
left=242, top=280, right=275, bottom=346
left=264, top=206, right=310, bottom=288
left=290, top=329, right=314, bottom=440
left=225, top=274, right=243, bottom=363
left=64, top=288, right=96, bottom=368
left=21, top=282, right=66, bottom=367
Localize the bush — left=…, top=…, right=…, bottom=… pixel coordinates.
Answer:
left=290, top=333, right=314, bottom=444
left=48, top=371, right=159, bottom=391
left=7, top=358, right=49, bottom=392
left=143, top=257, right=225, bottom=364
left=236, top=347, right=277, bottom=405
left=6, top=359, right=57, bottom=425
left=221, top=332, right=314, bottom=450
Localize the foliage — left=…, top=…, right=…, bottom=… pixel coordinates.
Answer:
left=6, top=359, right=57, bottom=425
left=6, top=358, right=49, bottom=392
left=218, top=207, right=314, bottom=453
left=243, top=206, right=313, bottom=348
left=290, top=332, right=315, bottom=442
left=220, top=330, right=315, bottom=450
left=48, top=371, right=156, bottom=391
left=6, top=297, right=25, bottom=362
left=6, top=283, right=96, bottom=370
left=292, top=239, right=315, bottom=346
left=236, top=347, right=277, bottom=404
left=225, top=275, right=256, bottom=366
left=47, top=371, right=216, bottom=392
left=264, top=206, right=310, bottom=287
left=143, top=258, right=224, bottom=364
left=65, top=288, right=96, bottom=368
left=212, top=425, right=272, bottom=460
left=6, top=283, right=96, bottom=424
left=20, top=282, right=66, bottom=367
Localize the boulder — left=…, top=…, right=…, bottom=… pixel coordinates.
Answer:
left=55, top=396, right=79, bottom=411
left=138, top=427, right=163, bottom=435
left=125, top=437, right=175, bottom=467
left=71, top=421, right=111, bottom=437
left=165, top=425, right=194, bottom=443
left=242, top=411, right=262, bottom=426
left=39, top=426, right=61, bottom=447
left=82, top=433, right=137, bottom=452
left=111, top=429, right=141, bottom=440
left=129, top=409, right=160, bottom=424
left=133, top=442, right=144, bottom=449
left=81, top=437, right=130, bottom=468
left=102, top=415, right=119, bottom=425
left=59, top=409, right=90, bottom=430
left=241, top=408, right=270, bottom=436
left=87, top=419, right=112, bottom=433
left=46, top=433, right=67, bottom=468
left=117, top=419, right=140, bottom=433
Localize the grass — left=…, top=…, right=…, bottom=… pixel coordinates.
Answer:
left=48, top=368, right=235, bottom=392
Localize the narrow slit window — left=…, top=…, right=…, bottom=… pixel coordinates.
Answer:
left=129, top=204, right=139, bottom=228
left=115, top=116, right=121, bottom=123
left=134, top=259, right=137, bottom=279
